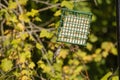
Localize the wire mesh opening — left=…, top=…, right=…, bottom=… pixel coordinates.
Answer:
left=57, top=8, right=92, bottom=45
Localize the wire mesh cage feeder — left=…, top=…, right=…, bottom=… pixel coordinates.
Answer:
left=57, top=8, right=92, bottom=46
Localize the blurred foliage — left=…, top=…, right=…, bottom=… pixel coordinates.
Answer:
left=0, top=0, right=118, bottom=80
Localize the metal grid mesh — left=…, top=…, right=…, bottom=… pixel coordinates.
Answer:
left=57, top=8, right=92, bottom=45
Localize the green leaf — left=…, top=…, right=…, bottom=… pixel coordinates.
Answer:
left=19, top=14, right=30, bottom=23
left=36, top=43, right=43, bottom=50
left=34, top=17, right=42, bottom=21
left=20, top=32, right=29, bottom=40
left=101, top=72, right=112, bottom=80
left=76, top=50, right=87, bottom=58
left=61, top=1, right=74, bottom=9
left=28, top=62, right=35, bottom=69
left=95, top=48, right=102, bottom=54
left=3, top=38, right=10, bottom=46
left=101, top=42, right=114, bottom=51
left=89, top=34, right=98, bottom=43
left=110, top=47, right=118, bottom=56
left=8, top=1, right=17, bottom=9
left=44, top=50, right=53, bottom=60
left=51, top=0, right=59, bottom=3
left=54, top=10, right=61, bottom=16
left=40, top=29, right=48, bottom=38
left=26, top=9, right=39, bottom=17
left=10, top=14, right=18, bottom=23
left=37, top=60, right=51, bottom=73
left=112, top=76, right=119, bottom=80
left=94, top=54, right=102, bottom=62
left=19, top=51, right=31, bottom=63
left=19, top=0, right=28, bottom=5
left=74, top=66, right=83, bottom=74
left=102, top=51, right=109, bottom=58
left=92, top=15, right=97, bottom=22
left=40, top=29, right=53, bottom=38
left=86, top=43, right=93, bottom=51
left=97, top=0, right=103, bottom=4
left=11, top=38, right=21, bottom=45
left=0, top=58, right=13, bottom=72
left=58, top=49, right=69, bottom=59
left=0, top=9, right=7, bottom=17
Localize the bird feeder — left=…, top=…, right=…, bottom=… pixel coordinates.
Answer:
left=57, top=8, right=92, bottom=46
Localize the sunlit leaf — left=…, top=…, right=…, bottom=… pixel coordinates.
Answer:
left=83, top=55, right=93, bottom=62
left=8, top=1, right=17, bottom=9
left=24, top=43, right=33, bottom=51
left=92, top=15, right=97, bottom=22
left=47, top=50, right=53, bottom=60
left=54, top=10, right=61, bottom=16
left=95, top=48, right=102, bottom=54
left=11, top=38, right=21, bottom=45
left=3, top=37, right=10, bottom=46
left=19, top=51, right=31, bottom=63
left=0, top=9, right=7, bottom=17
left=69, top=59, right=80, bottom=66
left=76, top=50, right=87, bottom=58
left=21, top=70, right=29, bottom=75
left=40, top=29, right=53, bottom=38
left=63, top=66, right=70, bottom=74
left=89, top=34, right=98, bottom=43
left=101, top=72, right=112, bottom=80
left=10, top=14, right=18, bottom=23
left=110, top=47, right=118, bottom=56
left=101, top=42, right=114, bottom=51
left=19, top=0, right=28, bottom=5
left=112, top=76, right=119, bottom=80
left=74, top=66, right=83, bottom=75
left=94, top=54, right=102, bottom=62
left=61, top=1, right=74, bottom=9
left=0, top=58, right=13, bottom=72
left=37, top=60, right=44, bottom=68
left=51, top=36, right=57, bottom=42
left=36, top=43, right=43, bottom=50
left=40, top=29, right=48, bottom=38
left=21, top=75, right=31, bottom=80
left=102, top=51, right=109, bottom=58
left=16, top=23, right=25, bottom=31
left=34, top=17, right=42, bottom=21
left=19, top=14, right=30, bottom=23
left=19, top=53, right=26, bottom=63
left=86, top=42, right=93, bottom=51
left=20, top=32, right=29, bottom=40
left=37, top=60, right=51, bottom=73
left=58, top=49, right=69, bottom=59
left=26, top=9, right=39, bottom=17
left=28, top=62, right=35, bottom=69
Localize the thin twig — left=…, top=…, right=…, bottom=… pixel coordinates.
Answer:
left=33, top=0, right=52, bottom=6
left=28, top=22, right=55, bottom=74
left=38, top=3, right=60, bottom=12
left=94, top=0, right=98, bottom=6
left=15, top=0, right=23, bottom=14
left=76, top=53, right=90, bottom=80
left=38, top=18, right=54, bottom=27
left=0, top=19, right=5, bottom=41
left=30, top=22, right=55, bottom=31
left=0, top=3, right=7, bottom=8
left=15, top=0, right=25, bottom=26
left=3, top=0, right=8, bottom=5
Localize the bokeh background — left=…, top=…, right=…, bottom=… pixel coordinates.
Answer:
left=0, top=0, right=118, bottom=80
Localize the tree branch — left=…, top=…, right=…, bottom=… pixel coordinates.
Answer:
left=38, top=3, right=60, bottom=12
